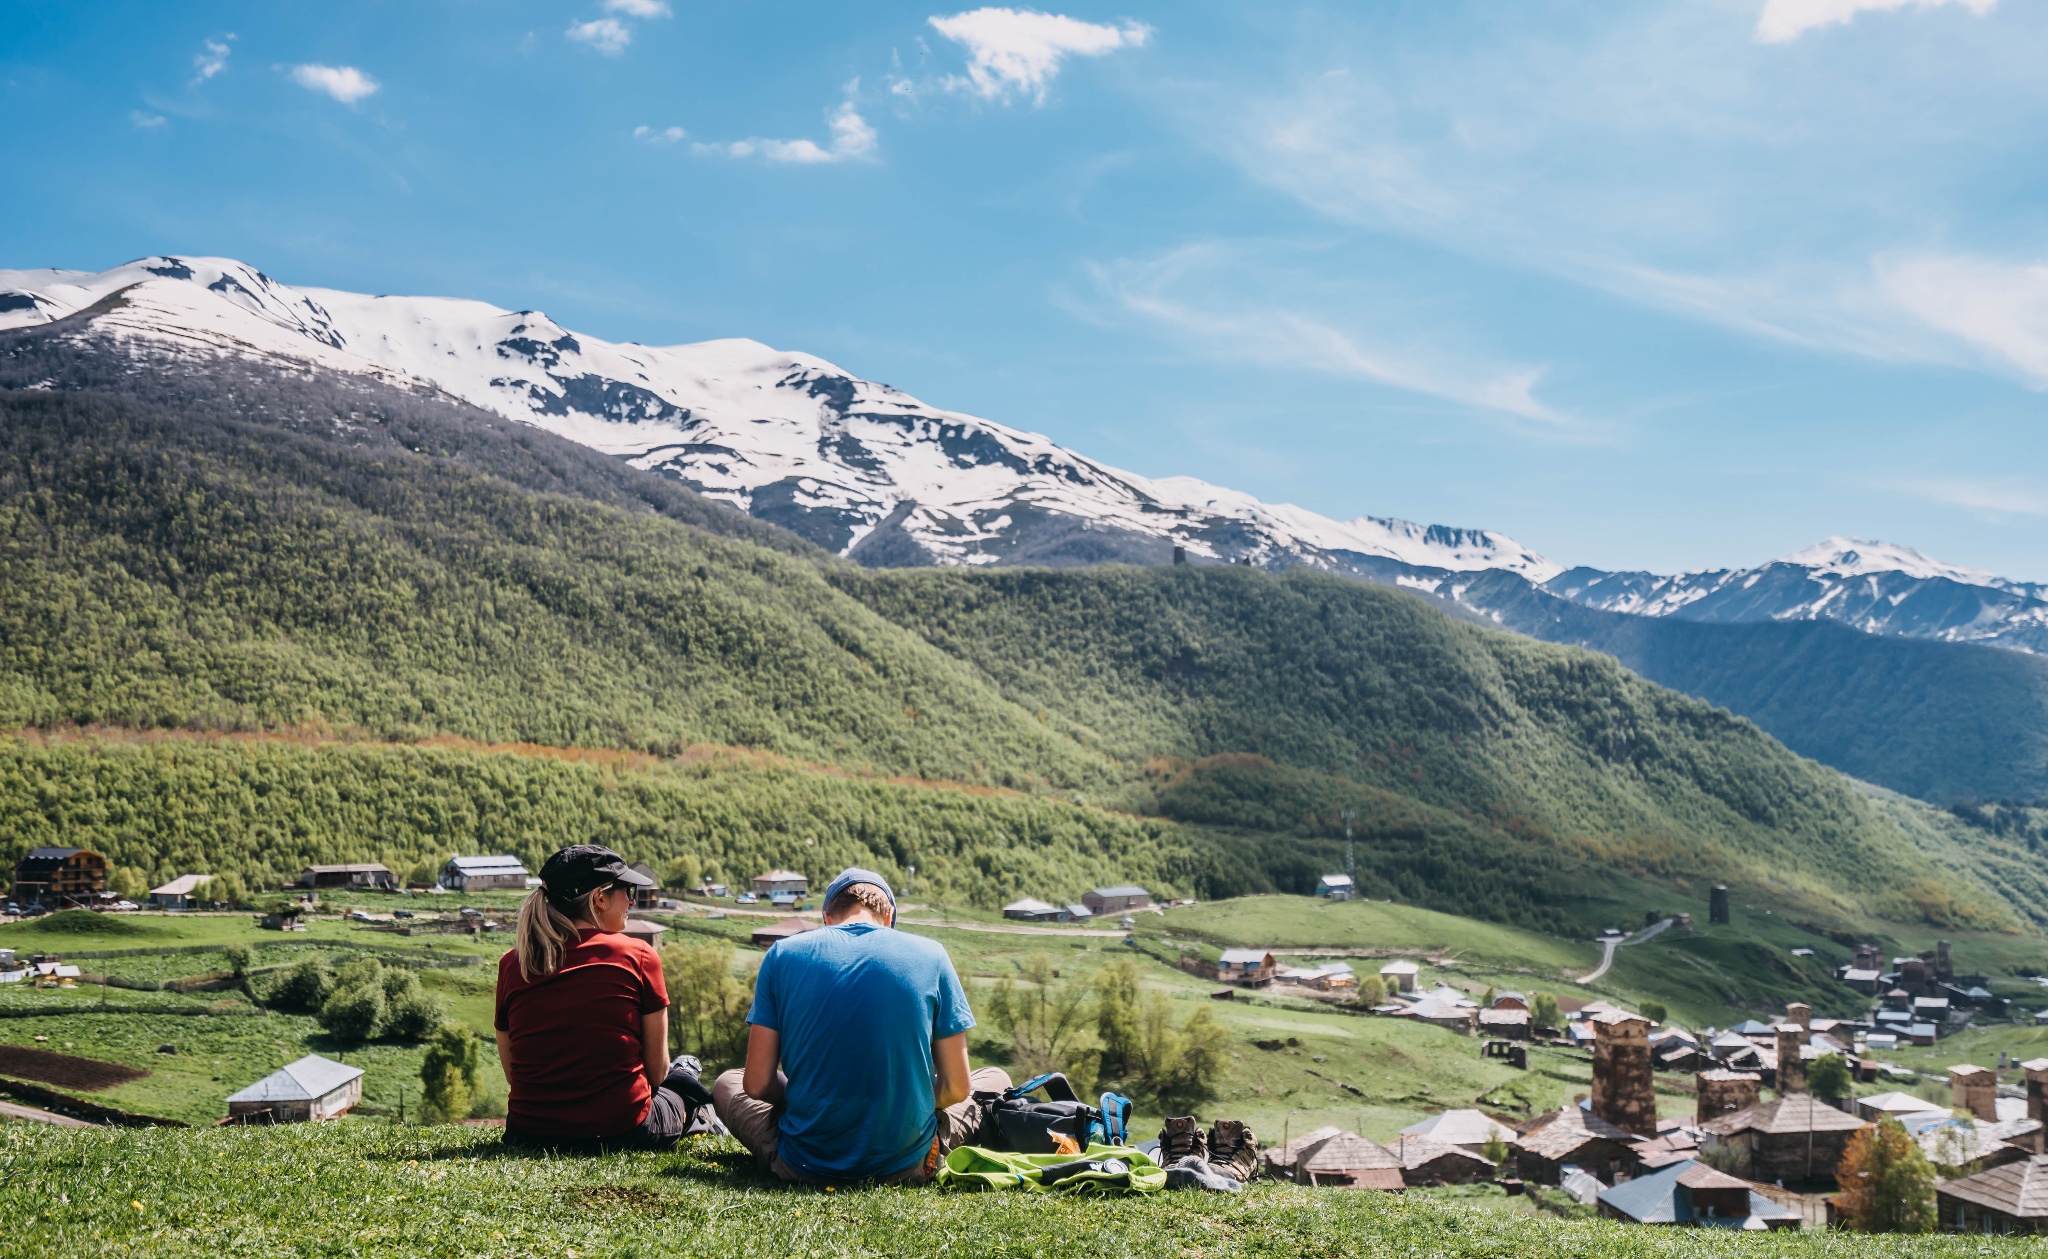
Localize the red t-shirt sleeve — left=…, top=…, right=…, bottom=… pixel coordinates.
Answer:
left=637, top=942, right=669, bottom=1015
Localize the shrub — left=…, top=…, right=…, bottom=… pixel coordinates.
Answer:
left=1531, top=992, right=1561, bottom=1030
left=661, top=940, right=755, bottom=1070
left=1836, top=1116, right=1937, bottom=1233
left=319, top=981, right=387, bottom=1043
left=1808, top=1053, right=1852, bottom=1103
left=385, top=985, right=446, bottom=1041
left=1355, top=974, right=1387, bottom=1007
left=210, top=871, right=249, bottom=907
left=1640, top=1001, right=1668, bottom=1025
left=419, top=1026, right=481, bottom=1124
left=266, top=956, right=333, bottom=1011
left=984, top=954, right=1100, bottom=1097
left=221, top=943, right=254, bottom=978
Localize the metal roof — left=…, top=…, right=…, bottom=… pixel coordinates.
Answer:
left=225, top=1055, right=363, bottom=1104
left=448, top=855, right=529, bottom=872
left=1219, top=948, right=1273, bottom=965
left=1399, top=1109, right=1515, bottom=1147
left=23, top=847, right=86, bottom=860
left=149, top=874, right=213, bottom=896
left=1317, top=874, right=1354, bottom=887
left=1002, top=898, right=1059, bottom=914
left=1089, top=886, right=1150, bottom=898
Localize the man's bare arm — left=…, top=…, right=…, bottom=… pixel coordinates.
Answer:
left=743, top=1024, right=787, bottom=1105
left=933, top=1031, right=971, bottom=1110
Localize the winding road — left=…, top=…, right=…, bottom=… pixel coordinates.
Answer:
left=1577, top=917, right=1674, bottom=984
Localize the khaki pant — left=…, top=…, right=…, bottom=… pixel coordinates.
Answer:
left=712, top=1066, right=1010, bottom=1185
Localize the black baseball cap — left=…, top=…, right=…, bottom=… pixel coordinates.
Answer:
left=539, top=844, right=653, bottom=908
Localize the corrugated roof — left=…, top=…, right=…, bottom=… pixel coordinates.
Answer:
left=1089, top=886, right=1149, bottom=898
left=149, top=874, right=212, bottom=896
left=302, top=863, right=391, bottom=874
left=448, top=855, right=529, bottom=872
left=225, top=1055, right=363, bottom=1104
left=1940, top=1154, right=2048, bottom=1220
left=22, top=847, right=84, bottom=860
left=1002, top=898, right=1059, bottom=914
left=755, top=869, right=806, bottom=881
left=1219, top=948, right=1273, bottom=965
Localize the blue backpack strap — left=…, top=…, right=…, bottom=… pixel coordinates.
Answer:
left=1005, top=1072, right=1079, bottom=1103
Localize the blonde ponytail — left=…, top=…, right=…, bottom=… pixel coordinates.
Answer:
left=515, top=887, right=593, bottom=981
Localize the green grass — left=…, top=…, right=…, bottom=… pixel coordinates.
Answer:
left=0, top=1123, right=2023, bottom=1259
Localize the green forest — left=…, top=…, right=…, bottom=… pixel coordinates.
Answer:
left=0, top=327, right=2037, bottom=937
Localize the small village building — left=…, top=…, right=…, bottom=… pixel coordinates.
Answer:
left=1262, top=1125, right=1342, bottom=1180
left=1399, top=1109, right=1516, bottom=1153
left=1063, top=903, right=1094, bottom=922
left=224, top=1055, right=364, bottom=1123
left=1378, top=960, right=1420, bottom=994
left=1280, top=962, right=1356, bottom=991
left=1856, top=1091, right=1947, bottom=1123
left=295, top=863, right=397, bottom=890
left=627, top=863, right=660, bottom=909
left=1478, top=1007, right=1532, bottom=1039
left=769, top=889, right=806, bottom=910
left=1910, top=1022, right=1940, bottom=1046
left=1001, top=898, right=1062, bottom=922
left=439, top=855, right=531, bottom=892
left=1597, top=1159, right=1801, bottom=1230
left=1082, top=885, right=1150, bottom=915
left=1393, top=1134, right=1495, bottom=1186
left=1299, top=1131, right=1405, bottom=1190
left=1214, top=948, right=1277, bottom=986
left=148, top=874, right=213, bottom=910
left=1839, top=968, right=1884, bottom=995
left=751, top=869, right=809, bottom=897
left=1512, top=1106, right=1640, bottom=1185
left=620, top=919, right=665, bottom=949
left=1315, top=874, right=1357, bottom=900
left=1492, top=991, right=1530, bottom=1011
left=1700, top=1094, right=1868, bottom=1185
left=13, top=847, right=108, bottom=906
left=750, top=917, right=819, bottom=949
left=1938, top=1154, right=2048, bottom=1234
left=1406, top=995, right=1476, bottom=1033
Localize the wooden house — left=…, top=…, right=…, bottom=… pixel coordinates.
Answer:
left=224, top=1055, right=364, bottom=1123
left=1938, top=1154, right=2048, bottom=1234
left=1082, top=885, right=1151, bottom=915
left=13, top=847, right=107, bottom=906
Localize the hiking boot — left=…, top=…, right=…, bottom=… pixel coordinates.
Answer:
left=1207, top=1119, right=1259, bottom=1183
left=1158, top=1115, right=1207, bottom=1163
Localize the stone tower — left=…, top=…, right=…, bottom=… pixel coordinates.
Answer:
left=2024, top=1059, right=2048, bottom=1125
left=1709, top=885, right=1730, bottom=925
left=1697, top=1069, right=1762, bottom=1124
left=1591, top=1009, right=1657, bottom=1137
left=1951, top=1063, right=1998, bottom=1121
left=1775, top=1025, right=1807, bottom=1094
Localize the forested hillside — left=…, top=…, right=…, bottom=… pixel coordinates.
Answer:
left=1452, top=569, right=2048, bottom=803
left=0, top=320, right=2034, bottom=934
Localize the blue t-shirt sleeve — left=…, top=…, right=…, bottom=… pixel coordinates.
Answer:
left=932, top=952, right=974, bottom=1040
left=747, top=947, right=780, bottom=1032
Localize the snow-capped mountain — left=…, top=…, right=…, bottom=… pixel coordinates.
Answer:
left=1537, top=537, right=2048, bottom=653
left=0, top=256, right=1557, bottom=581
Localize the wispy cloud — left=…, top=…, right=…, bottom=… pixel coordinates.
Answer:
left=567, top=18, right=634, bottom=55
left=1891, top=476, right=2048, bottom=516
left=633, top=124, right=687, bottom=145
left=1755, top=0, right=1996, bottom=44
left=927, top=8, right=1150, bottom=104
left=697, top=96, right=877, bottom=164
left=604, top=0, right=671, bottom=15
left=1085, top=243, right=1586, bottom=433
left=290, top=64, right=380, bottom=106
left=131, top=110, right=168, bottom=129
left=192, top=35, right=234, bottom=85
left=1878, top=253, right=2048, bottom=384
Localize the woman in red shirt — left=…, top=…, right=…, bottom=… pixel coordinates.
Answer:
left=496, top=844, right=713, bottom=1147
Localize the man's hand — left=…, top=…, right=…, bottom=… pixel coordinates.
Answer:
left=743, top=1024, right=787, bottom=1106
left=933, top=1031, right=971, bottom=1110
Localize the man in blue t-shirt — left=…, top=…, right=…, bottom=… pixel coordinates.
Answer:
left=710, top=867, right=1009, bottom=1183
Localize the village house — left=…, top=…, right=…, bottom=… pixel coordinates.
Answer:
left=1082, top=885, right=1150, bottom=915
left=1393, top=1134, right=1495, bottom=1186
left=1700, top=1094, right=1868, bottom=1185
left=1855, top=1090, right=1947, bottom=1123
left=1278, top=961, right=1356, bottom=991
left=1512, top=1106, right=1640, bottom=1185
left=1399, top=1109, right=1517, bottom=1154
left=620, top=919, right=665, bottom=950
left=1597, top=1159, right=1801, bottom=1229
left=148, top=874, right=213, bottom=910
left=1478, top=1006, right=1532, bottom=1039
left=1212, top=948, right=1277, bottom=986
left=750, top=917, right=819, bottom=949
left=1938, top=1154, right=2048, bottom=1234
left=1001, top=897, right=1062, bottom=922
left=1378, top=960, right=1420, bottom=994
left=439, top=855, right=531, bottom=892
left=295, top=863, right=397, bottom=890
left=1315, top=873, right=1357, bottom=900
left=751, top=869, right=809, bottom=897
left=626, top=862, right=660, bottom=909
left=223, top=1055, right=364, bottom=1123
left=1262, top=1126, right=1343, bottom=1180
left=1298, top=1131, right=1405, bottom=1190
left=13, top=847, right=108, bottom=907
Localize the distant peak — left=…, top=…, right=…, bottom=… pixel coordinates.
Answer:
left=1776, top=536, right=1996, bottom=584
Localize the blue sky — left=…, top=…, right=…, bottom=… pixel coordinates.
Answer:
left=5, top=0, right=2048, bottom=577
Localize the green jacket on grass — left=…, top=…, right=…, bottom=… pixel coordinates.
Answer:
left=934, top=1144, right=1167, bottom=1194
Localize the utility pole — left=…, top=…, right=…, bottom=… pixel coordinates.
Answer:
left=1341, top=810, right=1355, bottom=885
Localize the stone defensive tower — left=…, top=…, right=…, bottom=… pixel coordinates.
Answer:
left=1775, top=1025, right=1806, bottom=1094
left=1591, top=1009, right=1657, bottom=1137
left=1709, top=885, right=1730, bottom=925
left=1697, top=1069, right=1762, bottom=1124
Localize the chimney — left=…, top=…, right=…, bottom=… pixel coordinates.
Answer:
left=1950, top=1064, right=1998, bottom=1121
left=1697, top=1069, right=1762, bottom=1125
left=1591, top=1011, right=1657, bottom=1136
left=2025, top=1059, right=2048, bottom=1126
left=1709, top=885, right=1729, bottom=925
left=1785, top=1003, right=1811, bottom=1044
left=1775, top=1025, right=1806, bottom=1094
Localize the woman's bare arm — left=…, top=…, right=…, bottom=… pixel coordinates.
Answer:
left=641, top=1010, right=669, bottom=1090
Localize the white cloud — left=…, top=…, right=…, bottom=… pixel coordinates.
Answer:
left=192, top=35, right=234, bottom=84
left=290, top=64, right=380, bottom=106
left=1755, top=0, right=1995, bottom=44
left=699, top=98, right=878, bottom=165
left=633, top=124, right=687, bottom=145
left=604, top=0, right=671, bottom=14
left=1087, top=244, right=1584, bottom=432
left=567, top=17, right=634, bottom=55
left=928, top=7, right=1150, bottom=104
left=1880, top=253, right=2048, bottom=384
left=131, top=110, right=168, bottom=129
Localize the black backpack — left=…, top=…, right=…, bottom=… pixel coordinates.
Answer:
left=975, top=1072, right=1101, bottom=1154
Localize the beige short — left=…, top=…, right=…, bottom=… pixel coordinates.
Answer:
left=711, top=1066, right=1012, bottom=1185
